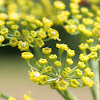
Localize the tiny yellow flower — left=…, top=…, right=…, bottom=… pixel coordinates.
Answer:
left=64, top=67, right=71, bottom=73
left=82, top=76, right=94, bottom=87
left=0, top=20, right=5, bottom=27
left=78, top=24, right=86, bottom=32
left=65, top=24, right=77, bottom=34
left=95, top=17, right=100, bottom=23
left=97, top=10, right=100, bottom=16
left=61, top=11, right=70, bottom=16
left=9, top=38, right=18, bottom=47
left=67, top=49, right=75, bottom=57
left=66, top=58, right=73, bottom=65
left=8, top=97, right=16, bottom=100
left=22, top=30, right=29, bottom=36
left=75, top=14, right=82, bottom=20
left=26, top=36, right=34, bottom=44
left=87, top=12, right=94, bottom=18
left=54, top=1, right=66, bottom=10
left=14, top=31, right=21, bottom=38
left=57, top=14, right=67, bottom=23
left=0, top=0, right=5, bottom=6
left=30, top=30, right=37, bottom=38
left=89, top=52, right=97, bottom=60
left=94, top=22, right=100, bottom=29
left=0, top=35, right=4, bottom=43
left=20, top=21, right=27, bottom=26
left=54, top=61, right=62, bottom=67
left=91, top=5, right=99, bottom=11
left=78, top=61, right=86, bottom=68
left=49, top=54, right=57, bottom=61
left=29, top=71, right=41, bottom=82
left=35, top=38, right=45, bottom=48
left=6, top=21, right=14, bottom=26
left=42, top=66, right=52, bottom=73
left=90, top=46, right=97, bottom=52
left=42, top=47, right=52, bottom=55
left=67, top=19, right=75, bottom=25
left=79, top=43, right=88, bottom=51
left=0, top=28, right=8, bottom=35
left=82, top=18, right=94, bottom=26
left=70, top=79, right=79, bottom=88
left=86, top=38, right=94, bottom=45
left=75, top=69, right=83, bottom=76
left=24, top=94, right=35, bottom=100
left=38, top=58, right=48, bottom=67
left=18, top=41, right=29, bottom=51
left=42, top=17, right=53, bottom=27
left=96, top=44, right=100, bottom=49
left=39, top=75, right=47, bottom=85
left=21, top=52, right=34, bottom=59
left=57, top=80, right=67, bottom=91
left=30, top=24, right=38, bottom=30
left=70, top=3, right=79, bottom=9
left=56, top=43, right=68, bottom=51
left=84, top=67, right=95, bottom=77
left=11, top=25, right=19, bottom=30
left=50, top=80, right=57, bottom=89
left=92, top=28, right=100, bottom=37
left=81, top=7, right=89, bottom=14
left=79, top=53, right=89, bottom=62
left=34, top=20, right=43, bottom=27
left=38, top=28, right=47, bottom=39
left=71, top=9, right=80, bottom=15
left=8, top=13, right=19, bottom=21
left=0, top=13, right=8, bottom=20
left=25, top=15, right=35, bottom=23
left=61, top=71, right=68, bottom=78
left=48, top=28, right=60, bottom=41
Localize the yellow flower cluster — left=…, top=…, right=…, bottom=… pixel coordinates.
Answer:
left=0, top=0, right=98, bottom=99
left=53, top=0, right=100, bottom=39
left=20, top=43, right=95, bottom=91
left=0, top=11, right=61, bottom=50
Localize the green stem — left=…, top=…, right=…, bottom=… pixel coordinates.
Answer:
left=32, top=57, right=42, bottom=70
left=69, top=66, right=78, bottom=75
left=25, top=60, right=39, bottom=71
left=0, top=43, right=9, bottom=47
left=56, top=89, right=67, bottom=100
left=0, top=91, right=9, bottom=100
left=34, top=47, right=43, bottom=58
left=56, top=89, right=78, bottom=100
left=98, top=53, right=100, bottom=99
left=90, top=60, right=99, bottom=100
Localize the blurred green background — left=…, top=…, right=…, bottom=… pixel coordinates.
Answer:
left=0, top=0, right=93, bottom=100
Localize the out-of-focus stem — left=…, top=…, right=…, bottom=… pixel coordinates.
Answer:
left=56, top=89, right=78, bottom=100
left=0, top=91, right=9, bottom=100
left=90, top=60, right=99, bottom=100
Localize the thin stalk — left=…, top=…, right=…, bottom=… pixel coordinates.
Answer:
left=0, top=43, right=9, bottom=47
left=56, top=89, right=78, bottom=100
left=69, top=66, right=78, bottom=75
left=90, top=60, right=99, bottom=100
left=56, top=89, right=67, bottom=100
left=34, top=47, right=43, bottom=58
left=25, top=60, right=39, bottom=71
left=0, top=91, right=9, bottom=100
